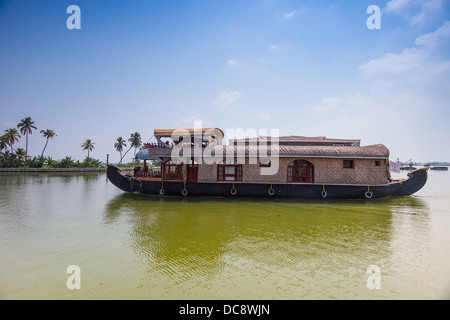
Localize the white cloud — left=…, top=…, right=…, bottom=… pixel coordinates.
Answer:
left=385, top=0, right=414, bottom=13
left=227, top=58, right=239, bottom=67
left=385, top=0, right=445, bottom=25
left=301, top=92, right=422, bottom=147
left=299, top=22, right=450, bottom=160
left=1, top=121, right=16, bottom=130
left=268, top=44, right=279, bottom=50
left=415, top=21, right=450, bottom=49
left=359, top=48, right=428, bottom=75
left=359, top=21, right=450, bottom=78
left=283, top=10, right=296, bottom=21
left=171, top=116, right=205, bottom=128
left=304, top=97, right=342, bottom=114
left=213, top=91, right=241, bottom=109
left=321, top=97, right=342, bottom=108
left=256, top=113, right=272, bottom=120
left=339, top=22, right=450, bottom=160
left=301, top=94, right=382, bottom=143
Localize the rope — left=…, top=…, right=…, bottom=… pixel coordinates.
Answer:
left=183, top=164, right=188, bottom=182
left=145, top=135, right=156, bottom=144
left=129, top=177, right=134, bottom=189
left=321, top=185, right=327, bottom=198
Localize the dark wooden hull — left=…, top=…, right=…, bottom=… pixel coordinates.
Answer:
left=107, top=165, right=428, bottom=200
left=390, top=167, right=429, bottom=196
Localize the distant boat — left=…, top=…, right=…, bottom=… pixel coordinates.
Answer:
left=107, top=127, right=429, bottom=199
left=401, top=166, right=417, bottom=171
left=430, top=167, right=448, bottom=171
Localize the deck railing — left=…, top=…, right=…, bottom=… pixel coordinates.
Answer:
left=144, top=143, right=174, bottom=149
left=144, top=142, right=210, bottom=149
left=133, top=167, right=162, bottom=178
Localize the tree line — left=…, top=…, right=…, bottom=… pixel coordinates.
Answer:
left=0, top=117, right=102, bottom=168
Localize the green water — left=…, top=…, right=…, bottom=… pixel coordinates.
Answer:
left=0, top=169, right=449, bottom=300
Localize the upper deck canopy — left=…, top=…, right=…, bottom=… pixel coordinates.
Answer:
left=154, top=128, right=224, bottom=139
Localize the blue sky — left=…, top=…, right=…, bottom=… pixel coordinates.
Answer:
left=1, top=0, right=449, bottom=163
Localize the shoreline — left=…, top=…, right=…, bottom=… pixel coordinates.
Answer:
left=0, top=167, right=106, bottom=173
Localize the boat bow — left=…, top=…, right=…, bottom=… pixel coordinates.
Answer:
left=391, top=167, right=429, bottom=196
left=107, top=165, right=142, bottom=193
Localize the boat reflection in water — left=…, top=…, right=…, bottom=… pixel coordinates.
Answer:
left=103, top=194, right=432, bottom=299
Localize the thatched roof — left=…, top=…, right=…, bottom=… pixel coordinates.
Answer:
left=144, top=143, right=389, bottom=159
left=230, top=135, right=361, bottom=146
left=144, top=128, right=388, bottom=160
left=211, top=144, right=388, bottom=158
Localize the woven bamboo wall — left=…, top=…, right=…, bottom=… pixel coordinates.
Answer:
left=197, top=157, right=389, bottom=185
left=198, top=162, right=218, bottom=182
left=308, top=158, right=388, bottom=185
left=242, top=158, right=289, bottom=183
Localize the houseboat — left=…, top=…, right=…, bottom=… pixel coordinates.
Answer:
left=107, top=128, right=428, bottom=199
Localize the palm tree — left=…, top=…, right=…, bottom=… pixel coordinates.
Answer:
left=3, top=128, right=21, bottom=153
left=114, top=137, right=127, bottom=164
left=1, top=150, right=11, bottom=161
left=0, top=134, right=8, bottom=151
left=15, top=148, right=26, bottom=162
left=60, top=156, right=74, bottom=168
left=40, top=129, right=57, bottom=157
left=130, top=132, right=142, bottom=156
left=17, top=117, right=37, bottom=158
left=81, top=139, right=95, bottom=158
left=45, top=156, right=55, bottom=167
left=120, top=132, right=142, bottom=164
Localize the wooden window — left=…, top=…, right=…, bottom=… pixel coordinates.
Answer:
left=375, top=160, right=381, bottom=167
left=164, top=161, right=183, bottom=180
left=288, top=160, right=314, bottom=183
left=217, top=164, right=242, bottom=182
left=343, top=160, right=354, bottom=169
